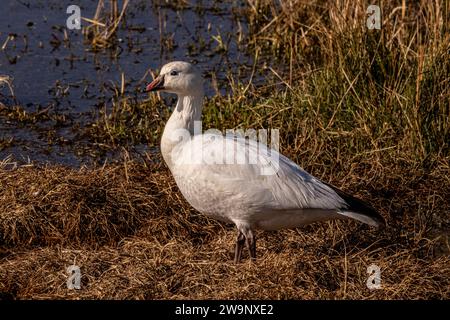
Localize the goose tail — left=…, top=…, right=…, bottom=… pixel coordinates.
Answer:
left=326, top=183, right=386, bottom=228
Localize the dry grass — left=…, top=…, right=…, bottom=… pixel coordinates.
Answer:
left=82, top=0, right=130, bottom=50
left=0, top=75, right=14, bottom=97
left=0, top=154, right=448, bottom=299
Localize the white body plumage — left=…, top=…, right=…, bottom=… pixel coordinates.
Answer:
left=146, top=61, right=384, bottom=262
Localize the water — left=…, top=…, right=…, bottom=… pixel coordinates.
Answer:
left=0, top=0, right=260, bottom=166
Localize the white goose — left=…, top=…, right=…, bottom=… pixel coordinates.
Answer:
left=146, top=61, right=385, bottom=263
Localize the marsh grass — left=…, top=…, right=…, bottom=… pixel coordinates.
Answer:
left=83, top=0, right=130, bottom=50
left=0, top=75, right=14, bottom=98
left=89, top=0, right=449, bottom=164
left=84, top=95, right=170, bottom=148
left=243, top=0, right=450, bottom=160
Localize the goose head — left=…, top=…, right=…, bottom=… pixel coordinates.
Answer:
left=146, top=61, right=203, bottom=96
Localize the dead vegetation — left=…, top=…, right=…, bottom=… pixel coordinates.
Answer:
left=0, top=75, right=14, bottom=99
left=82, top=0, right=130, bottom=50
left=0, top=153, right=448, bottom=299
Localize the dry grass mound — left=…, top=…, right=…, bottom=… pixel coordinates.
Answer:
left=0, top=155, right=448, bottom=299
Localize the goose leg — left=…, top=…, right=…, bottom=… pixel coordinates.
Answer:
left=245, top=230, right=256, bottom=261
left=234, top=231, right=246, bottom=263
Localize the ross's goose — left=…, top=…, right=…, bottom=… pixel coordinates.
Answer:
left=146, top=61, right=385, bottom=263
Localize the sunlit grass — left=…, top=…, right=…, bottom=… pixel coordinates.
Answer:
left=89, top=1, right=449, bottom=164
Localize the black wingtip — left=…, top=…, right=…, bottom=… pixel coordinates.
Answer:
left=325, top=182, right=386, bottom=228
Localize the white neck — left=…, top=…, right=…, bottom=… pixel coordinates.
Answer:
left=161, top=93, right=203, bottom=170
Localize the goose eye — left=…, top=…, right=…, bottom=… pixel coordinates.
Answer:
left=170, top=70, right=179, bottom=76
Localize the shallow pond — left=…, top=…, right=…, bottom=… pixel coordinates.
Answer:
left=0, top=0, right=264, bottom=166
